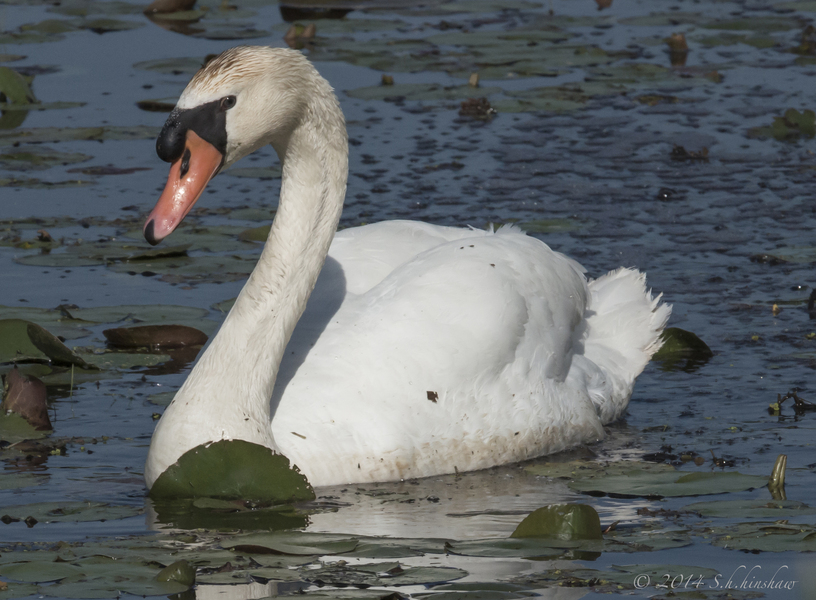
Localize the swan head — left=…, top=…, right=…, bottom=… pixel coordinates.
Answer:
left=143, top=46, right=323, bottom=245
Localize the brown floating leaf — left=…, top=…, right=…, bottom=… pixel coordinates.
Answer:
left=459, top=97, right=495, bottom=119
left=284, top=23, right=316, bottom=49
left=144, top=0, right=196, bottom=14
left=103, top=325, right=208, bottom=349
left=666, top=32, right=689, bottom=66
left=670, top=144, right=708, bottom=161
left=2, top=366, right=51, bottom=431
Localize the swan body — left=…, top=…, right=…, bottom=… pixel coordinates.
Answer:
left=142, top=46, right=670, bottom=489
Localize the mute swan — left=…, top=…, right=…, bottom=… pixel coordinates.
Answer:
left=142, top=46, right=670, bottom=489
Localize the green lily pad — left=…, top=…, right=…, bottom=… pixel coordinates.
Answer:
left=0, top=319, right=90, bottom=367
left=708, top=521, right=816, bottom=552
left=237, top=224, right=271, bottom=242
left=155, top=559, right=195, bottom=586
left=150, top=497, right=308, bottom=531
left=225, top=532, right=358, bottom=555
left=748, top=108, right=816, bottom=140
left=701, top=16, right=802, bottom=32
left=0, top=583, right=38, bottom=599
left=132, top=56, right=204, bottom=74
left=0, top=501, right=142, bottom=523
left=0, top=560, right=82, bottom=582
left=445, top=538, right=567, bottom=558
left=653, top=327, right=713, bottom=372
left=74, top=349, right=169, bottom=370
left=697, top=32, right=778, bottom=48
left=0, top=407, right=50, bottom=445
left=147, top=390, right=175, bottom=406
left=0, top=469, right=44, bottom=490
left=0, top=125, right=159, bottom=146
left=347, top=83, right=502, bottom=102
left=525, top=459, right=676, bottom=480
left=212, top=298, right=236, bottom=313
left=520, top=218, right=584, bottom=234
left=0, top=67, right=35, bottom=105
left=65, top=304, right=209, bottom=325
left=511, top=504, right=602, bottom=540
left=684, top=499, right=816, bottom=518
left=303, top=562, right=468, bottom=587
left=569, top=469, right=769, bottom=498
left=150, top=439, right=315, bottom=502
left=78, top=17, right=142, bottom=33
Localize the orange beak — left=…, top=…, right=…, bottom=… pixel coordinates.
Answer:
left=144, top=130, right=223, bottom=246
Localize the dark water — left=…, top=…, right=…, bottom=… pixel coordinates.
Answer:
left=1, top=0, right=816, bottom=598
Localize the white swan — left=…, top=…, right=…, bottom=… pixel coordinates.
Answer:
left=142, top=46, right=670, bottom=489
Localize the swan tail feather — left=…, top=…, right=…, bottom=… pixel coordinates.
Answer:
left=582, top=267, right=671, bottom=423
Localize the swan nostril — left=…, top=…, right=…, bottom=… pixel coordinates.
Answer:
left=144, top=220, right=160, bottom=246
left=180, top=148, right=191, bottom=178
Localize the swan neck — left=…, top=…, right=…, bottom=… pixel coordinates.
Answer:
left=222, top=102, right=347, bottom=411
left=151, top=96, right=346, bottom=466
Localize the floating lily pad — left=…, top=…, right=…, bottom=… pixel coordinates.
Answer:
left=103, top=325, right=207, bottom=349
left=150, top=439, right=315, bottom=502
left=445, top=538, right=570, bottom=558
left=748, top=108, right=815, bottom=140
left=135, top=98, right=176, bottom=112
left=701, top=16, right=802, bottom=32
left=150, top=497, right=308, bottom=531
left=146, top=390, right=175, bottom=406
left=511, top=504, right=602, bottom=540
left=132, top=56, right=204, bottom=74
left=237, top=224, right=271, bottom=242
left=0, top=319, right=90, bottom=367
left=0, top=146, right=91, bottom=171
left=74, top=349, right=170, bottom=370
left=708, top=521, right=816, bottom=552
left=684, top=499, right=816, bottom=518
left=0, top=125, right=159, bottom=146
left=77, top=17, right=143, bottom=33
left=225, top=532, right=358, bottom=555
left=303, top=562, right=468, bottom=587
left=525, top=459, right=676, bottom=480
left=653, top=327, right=714, bottom=372
left=155, top=559, right=195, bottom=586
left=65, top=304, right=209, bottom=325
left=0, top=406, right=50, bottom=445
left=569, top=469, right=768, bottom=499
left=697, top=32, right=778, bottom=48
left=0, top=560, right=82, bottom=582
left=0, top=501, right=141, bottom=523
left=347, top=83, right=502, bottom=102
left=0, top=67, right=35, bottom=105
left=0, top=469, right=44, bottom=490
left=520, top=218, right=584, bottom=233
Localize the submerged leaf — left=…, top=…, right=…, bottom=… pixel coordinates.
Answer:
left=150, top=440, right=315, bottom=502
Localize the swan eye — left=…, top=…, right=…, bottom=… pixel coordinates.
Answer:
left=220, top=95, right=237, bottom=110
